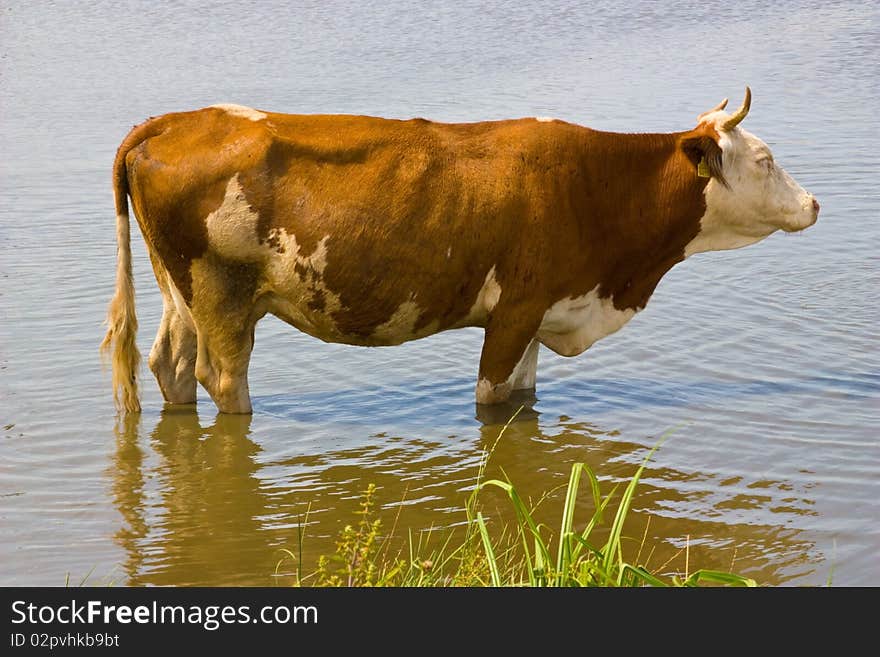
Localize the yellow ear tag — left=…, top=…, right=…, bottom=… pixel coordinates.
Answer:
left=697, top=156, right=710, bottom=178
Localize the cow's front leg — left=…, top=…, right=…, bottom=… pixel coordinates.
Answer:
left=476, top=318, right=541, bottom=405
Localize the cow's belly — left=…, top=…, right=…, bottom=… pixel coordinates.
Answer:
left=265, top=291, right=447, bottom=347
left=536, top=287, right=636, bottom=357
left=260, top=262, right=503, bottom=349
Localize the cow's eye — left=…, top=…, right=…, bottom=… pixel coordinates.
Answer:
left=756, top=156, right=773, bottom=169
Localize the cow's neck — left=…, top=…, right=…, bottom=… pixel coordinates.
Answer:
left=573, top=130, right=706, bottom=312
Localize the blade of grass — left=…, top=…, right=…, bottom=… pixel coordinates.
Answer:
left=476, top=512, right=501, bottom=587
left=479, top=478, right=547, bottom=584
left=570, top=483, right=619, bottom=563
left=618, top=563, right=669, bottom=587
left=479, top=479, right=552, bottom=571
left=601, top=433, right=671, bottom=579
left=556, top=462, right=584, bottom=578
left=274, top=548, right=298, bottom=581
left=297, top=501, right=311, bottom=586
left=77, top=565, right=96, bottom=588
left=680, top=569, right=757, bottom=587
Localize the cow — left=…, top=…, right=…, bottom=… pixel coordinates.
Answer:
left=102, top=88, right=819, bottom=414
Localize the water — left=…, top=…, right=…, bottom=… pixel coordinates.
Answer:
left=1, top=1, right=877, bottom=586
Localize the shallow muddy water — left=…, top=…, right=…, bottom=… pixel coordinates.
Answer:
left=1, top=1, right=878, bottom=585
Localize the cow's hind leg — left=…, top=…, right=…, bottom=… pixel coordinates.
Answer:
left=190, top=259, right=261, bottom=414
left=476, top=315, right=542, bottom=405
left=147, top=255, right=197, bottom=404
left=194, top=325, right=255, bottom=414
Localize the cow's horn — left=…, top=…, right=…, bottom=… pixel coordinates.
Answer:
left=722, top=87, right=751, bottom=131
left=698, top=97, right=728, bottom=121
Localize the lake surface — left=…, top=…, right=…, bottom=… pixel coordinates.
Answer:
left=1, top=1, right=877, bottom=586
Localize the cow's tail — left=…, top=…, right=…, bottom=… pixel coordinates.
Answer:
left=101, top=122, right=153, bottom=414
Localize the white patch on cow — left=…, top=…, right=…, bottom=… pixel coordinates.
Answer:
left=511, top=338, right=540, bottom=390
left=167, top=272, right=195, bottom=331
left=203, top=174, right=347, bottom=338
left=684, top=193, right=766, bottom=256
left=210, top=103, right=267, bottom=121
left=262, top=232, right=344, bottom=338
left=372, top=298, right=422, bottom=344
left=476, top=376, right=511, bottom=405
left=205, top=175, right=265, bottom=260
left=272, top=231, right=331, bottom=275
left=205, top=175, right=333, bottom=271
left=537, top=287, right=636, bottom=357
left=446, top=247, right=452, bottom=259
left=685, top=125, right=818, bottom=257
left=475, top=339, right=541, bottom=404
left=475, top=377, right=496, bottom=404
left=463, top=266, right=502, bottom=325
left=476, top=337, right=541, bottom=403
left=535, top=116, right=556, bottom=123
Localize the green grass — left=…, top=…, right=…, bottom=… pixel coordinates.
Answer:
left=278, top=418, right=757, bottom=588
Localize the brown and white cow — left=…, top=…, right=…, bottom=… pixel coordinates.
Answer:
left=102, top=88, right=819, bottom=414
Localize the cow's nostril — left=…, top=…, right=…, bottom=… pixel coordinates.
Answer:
left=812, top=198, right=820, bottom=213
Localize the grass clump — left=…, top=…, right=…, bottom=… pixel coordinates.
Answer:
left=468, top=453, right=754, bottom=587
left=279, top=422, right=756, bottom=588
left=312, top=483, right=393, bottom=587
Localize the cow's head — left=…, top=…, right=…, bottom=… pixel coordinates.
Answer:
left=680, top=88, right=819, bottom=256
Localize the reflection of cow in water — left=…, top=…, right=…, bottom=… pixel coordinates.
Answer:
left=108, top=407, right=819, bottom=585
left=103, top=88, right=818, bottom=414
left=111, top=410, right=269, bottom=585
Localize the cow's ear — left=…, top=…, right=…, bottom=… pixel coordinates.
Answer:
left=680, top=133, right=728, bottom=188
